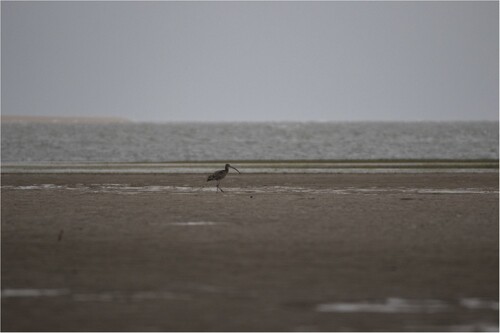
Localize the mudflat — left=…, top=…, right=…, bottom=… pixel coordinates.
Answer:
left=1, top=173, right=498, bottom=331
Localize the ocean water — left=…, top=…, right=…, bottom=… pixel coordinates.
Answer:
left=1, top=122, right=498, bottom=163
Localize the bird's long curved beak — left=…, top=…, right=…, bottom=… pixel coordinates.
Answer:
left=230, top=166, right=241, bottom=174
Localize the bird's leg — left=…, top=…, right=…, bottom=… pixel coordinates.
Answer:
left=216, top=180, right=224, bottom=193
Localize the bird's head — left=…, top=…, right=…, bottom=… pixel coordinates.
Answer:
left=227, top=164, right=241, bottom=174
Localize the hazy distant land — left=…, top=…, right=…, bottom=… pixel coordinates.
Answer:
left=1, top=115, right=131, bottom=124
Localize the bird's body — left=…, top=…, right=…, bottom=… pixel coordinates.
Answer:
left=207, top=164, right=240, bottom=193
left=207, top=169, right=228, bottom=182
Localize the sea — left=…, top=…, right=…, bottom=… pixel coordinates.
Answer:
left=1, top=121, right=498, bottom=163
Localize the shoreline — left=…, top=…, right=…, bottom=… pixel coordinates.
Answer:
left=2, top=159, right=498, bottom=174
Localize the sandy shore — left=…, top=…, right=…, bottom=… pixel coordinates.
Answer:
left=1, top=173, right=498, bottom=331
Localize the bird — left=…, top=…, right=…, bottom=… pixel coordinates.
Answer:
left=207, top=164, right=241, bottom=193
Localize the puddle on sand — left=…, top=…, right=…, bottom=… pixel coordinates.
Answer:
left=72, top=290, right=190, bottom=302
left=1, top=288, right=69, bottom=298
left=460, top=298, right=499, bottom=311
left=316, top=298, right=448, bottom=314
left=1, top=288, right=190, bottom=302
left=316, top=297, right=499, bottom=314
left=169, top=221, right=220, bottom=226
left=445, top=323, right=499, bottom=332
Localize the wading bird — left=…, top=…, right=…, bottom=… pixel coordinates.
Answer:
left=207, top=164, right=241, bottom=193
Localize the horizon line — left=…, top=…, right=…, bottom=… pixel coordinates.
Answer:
left=2, top=115, right=498, bottom=124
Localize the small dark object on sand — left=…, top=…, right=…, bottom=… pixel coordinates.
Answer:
left=58, top=229, right=64, bottom=241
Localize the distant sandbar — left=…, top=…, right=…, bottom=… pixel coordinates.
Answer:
left=1, top=115, right=131, bottom=124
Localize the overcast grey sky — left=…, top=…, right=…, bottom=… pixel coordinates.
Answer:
left=2, top=1, right=498, bottom=122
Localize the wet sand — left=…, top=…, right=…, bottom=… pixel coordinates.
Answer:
left=1, top=173, right=498, bottom=331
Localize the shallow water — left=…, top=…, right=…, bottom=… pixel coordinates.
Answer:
left=315, top=298, right=499, bottom=331
left=2, top=288, right=497, bottom=331
left=315, top=297, right=499, bottom=313
left=1, top=288, right=189, bottom=302
left=169, top=221, right=221, bottom=226
left=3, top=288, right=497, bottom=312
left=316, top=298, right=448, bottom=313
left=2, top=184, right=498, bottom=195
left=2, top=122, right=498, bottom=163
